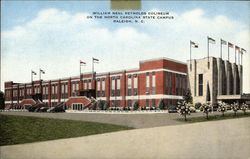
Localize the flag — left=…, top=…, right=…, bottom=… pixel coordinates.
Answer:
left=80, top=60, right=86, bottom=65
left=235, top=46, right=240, bottom=50
left=190, top=41, right=198, bottom=48
left=93, top=58, right=99, bottom=62
left=221, top=39, right=227, bottom=45
left=32, top=70, right=37, bottom=75
left=40, top=69, right=45, bottom=74
left=208, top=37, right=215, bottom=44
left=228, top=42, right=234, bottom=48
left=241, top=48, right=246, bottom=53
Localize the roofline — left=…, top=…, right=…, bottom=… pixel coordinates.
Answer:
left=139, top=57, right=186, bottom=65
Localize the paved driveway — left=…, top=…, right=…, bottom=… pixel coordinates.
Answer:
left=1, top=117, right=249, bottom=159
left=0, top=111, right=218, bottom=128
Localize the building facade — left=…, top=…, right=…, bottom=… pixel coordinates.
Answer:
left=4, top=57, right=188, bottom=110
left=188, top=57, right=245, bottom=105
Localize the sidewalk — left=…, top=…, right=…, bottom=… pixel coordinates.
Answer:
left=1, top=118, right=249, bottom=159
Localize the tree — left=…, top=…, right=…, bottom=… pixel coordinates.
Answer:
left=158, top=99, right=165, bottom=110
left=97, top=100, right=105, bottom=110
left=218, top=102, right=227, bottom=117
left=177, top=101, right=191, bottom=121
left=133, top=101, right=139, bottom=111
left=200, top=103, right=211, bottom=120
left=183, top=89, right=193, bottom=104
left=241, top=103, right=248, bottom=115
left=0, top=91, right=4, bottom=110
left=231, top=102, right=239, bottom=116
left=194, top=102, right=202, bottom=110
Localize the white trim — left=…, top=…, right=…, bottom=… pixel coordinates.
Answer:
left=109, top=96, right=122, bottom=100
left=81, top=78, right=92, bottom=81
left=126, top=68, right=187, bottom=76
left=12, top=101, right=18, bottom=104
left=5, top=101, right=12, bottom=104
left=125, top=94, right=183, bottom=100
left=51, top=82, right=59, bottom=84
left=110, top=74, right=122, bottom=77
left=60, top=98, right=68, bottom=101
left=96, top=97, right=107, bottom=100
left=34, top=84, right=40, bottom=86
left=71, top=79, right=80, bottom=82
left=96, top=76, right=107, bottom=79
left=43, top=99, right=49, bottom=102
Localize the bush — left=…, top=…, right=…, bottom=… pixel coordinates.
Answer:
left=195, top=102, right=202, bottom=110
left=133, top=101, right=139, bottom=111
left=158, top=99, right=165, bottom=110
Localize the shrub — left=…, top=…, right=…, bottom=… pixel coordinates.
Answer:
left=195, top=102, right=202, bottom=110
left=177, top=101, right=191, bottom=121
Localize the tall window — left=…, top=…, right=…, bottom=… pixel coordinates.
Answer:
left=146, top=99, right=150, bottom=107
left=97, top=79, right=101, bottom=97
left=84, top=80, right=87, bottom=89
left=198, top=74, right=203, bottom=96
left=116, top=76, right=121, bottom=96
left=152, top=72, right=156, bottom=94
left=146, top=72, right=150, bottom=94
left=133, top=74, right=138, bottom=95
left=111, top=77, right=115, bottom=96
left=88, top=79, right=92, bottom=89
left=127, top=75, right=132, bottom=96
left=102, top=78, right=105, bottom=97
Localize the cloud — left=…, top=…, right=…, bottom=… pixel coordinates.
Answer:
left=1, top=8, right=250, bottom=92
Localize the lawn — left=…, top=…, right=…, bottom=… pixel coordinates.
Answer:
left=177, top=112, right=250, bottom=123
left=0, top=114, right=133, bottom=146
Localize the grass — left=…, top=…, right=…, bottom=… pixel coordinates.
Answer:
left=177, top=112, right=250, bottom=123
left=0, top=114, right=133, bottom=146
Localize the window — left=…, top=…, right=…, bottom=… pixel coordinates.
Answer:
left=146, top=99, right=150, bottom=107
left=84, top=80, right=87, bottom=89
left=152, top=99, right=155, bottom=107
left=111, top=77, right=115, bottom=96
left=127, top=75, right=132, bottom=96
left=116, top=100, right=120, bottom=107
left=146, top=72, right=150, bottom=94
left=116, top=77, right=120, bottom=96
left=88, top=79, right=92, bottom=89
left=198, top=74, right=203, bottom=96
left=133, top=74, right=138, bottom=95
left=102, top=78, right=105, bottom=97
left=152, top=72, right=156, bottom=94
left=72, top=103, right=83, bottom=110
left=127, top=100, right=132, bottom=107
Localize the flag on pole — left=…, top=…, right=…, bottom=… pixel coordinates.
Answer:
left=221, top=39, right=227, bottom=45
left=235, top=46, right=240, bottom=50
left=32, top=70, right=37, bottom=75
left=93, top=58, right=99, bottom=63
left=228, top=42, right=234, bottom=48
left=208, top=37, right=216, bottom=44
left=80, top=60, right=86, bottom=65
left=190, top=41, right=198, bottom=48
left=241, top=48, right=246, bottom=53
left=40, top=69, right=45, bottom=74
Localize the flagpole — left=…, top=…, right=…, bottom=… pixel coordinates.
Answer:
left=220, top=39, right=222, bottom=59
left=241, top=51, right=243, bottom=65
left=190, top=41, right=192, bottom=69
left=31, top=70, right=33, bottom=83
left=228, top=43, right=229, bottom=61
left=207, top=37, right=209, bottom=68
left=235, top=47, right=236, bottom=64
left=238, top=49, right=240, bottom=65
left=80, top=61, right=81, bottom=81
left=39, top=69, right=41, bottom=81
left=92, top=58, right=94, bottom=79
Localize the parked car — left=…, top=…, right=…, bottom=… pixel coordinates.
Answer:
left=168, top=104, right=178, bottom=113
left=39, top=107, right=49, bottom=112
left=28, top=106, right=38, bottom=112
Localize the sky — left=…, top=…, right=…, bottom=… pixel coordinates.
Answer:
left=1, top=1, right=250, bottom=93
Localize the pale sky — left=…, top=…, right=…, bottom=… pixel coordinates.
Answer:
left=1, top=1, right=250, bottom=93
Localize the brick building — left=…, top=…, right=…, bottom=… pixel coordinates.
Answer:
left=4, top=57, right=188, bottom=110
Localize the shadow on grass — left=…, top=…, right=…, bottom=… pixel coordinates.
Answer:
left=176, top=112, right=250, bottom=123
left=0, top=114, right=134, bottom=146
